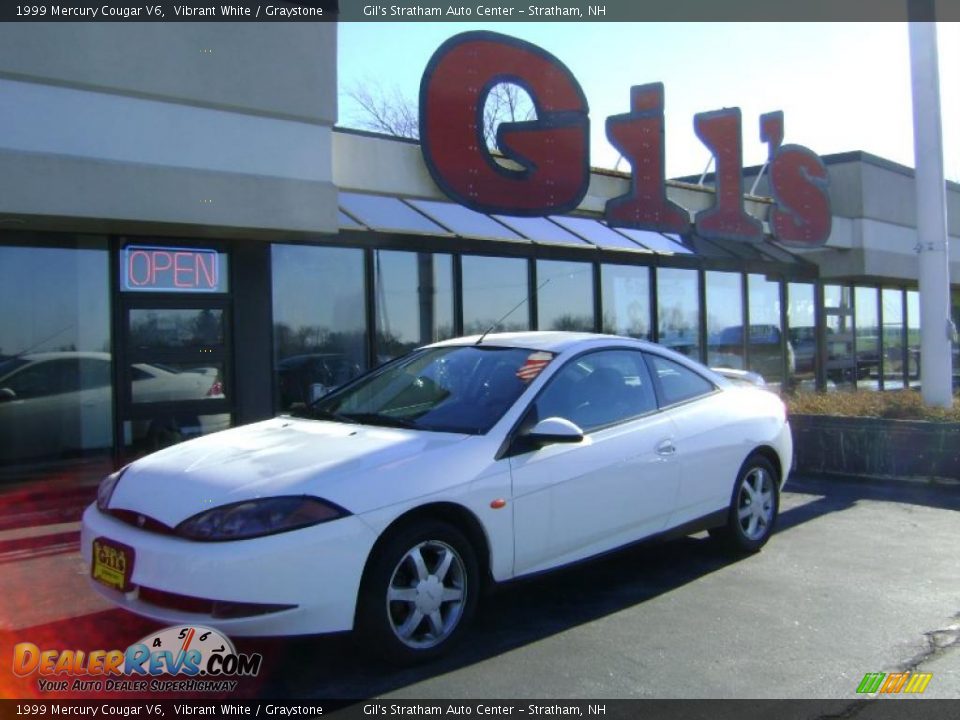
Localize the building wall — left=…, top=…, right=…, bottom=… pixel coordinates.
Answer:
left=0, top=23, right=338, bottom=237
left=787, top=152, right=960, bottom=284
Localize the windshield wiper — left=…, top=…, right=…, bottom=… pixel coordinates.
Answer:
left=339, top=412, right=419, bottom=429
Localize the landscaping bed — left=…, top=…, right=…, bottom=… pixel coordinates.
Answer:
left=785, top=391, right=960, bottom=482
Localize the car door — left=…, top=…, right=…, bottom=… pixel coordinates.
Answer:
left=645, top=352, right=744, bottom=524
left=0, top=358, right=78, bottom=461
left=508, top=349, right=681, bottom=576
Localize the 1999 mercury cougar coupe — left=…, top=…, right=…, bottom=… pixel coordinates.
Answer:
left=82, top=332, right=791, bottom=663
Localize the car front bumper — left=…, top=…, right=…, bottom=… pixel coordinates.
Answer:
left=81, top=503, right=378, bottom=636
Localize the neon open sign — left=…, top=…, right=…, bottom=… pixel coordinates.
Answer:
left=121, top=246, right=225, bottom=293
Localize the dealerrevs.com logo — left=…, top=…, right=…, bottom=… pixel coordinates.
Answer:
left=12, top=625, right=262, bottom=693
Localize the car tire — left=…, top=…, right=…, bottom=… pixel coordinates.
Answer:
left=709, top=454, right=780, bottom=554
left=357, top=520, right=479, bottom=665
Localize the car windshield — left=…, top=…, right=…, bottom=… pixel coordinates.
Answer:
left=303, top=345, right=552, bottom=434
left=0, top=357, right=29, bottom=379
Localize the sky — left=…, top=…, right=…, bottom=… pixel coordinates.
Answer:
left=337, top=22, right=960, bottom=181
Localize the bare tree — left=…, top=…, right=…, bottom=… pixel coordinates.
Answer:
left=481, top=82, right=536, bottom=151
left=343, top=79, right=420, bottom=139
left=343, top=79, right=536, bottom=151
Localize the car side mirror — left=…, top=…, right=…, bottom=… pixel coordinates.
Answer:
left=523, top=417, right=585, bottom=445
left=0, top=388, right=16, bottom=403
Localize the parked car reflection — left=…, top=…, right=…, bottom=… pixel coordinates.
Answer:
left=0, top=351, right=226, bottom=463
left=709, top=324, right=794, bottom=383
left=276, top=353, right=363, bottom=409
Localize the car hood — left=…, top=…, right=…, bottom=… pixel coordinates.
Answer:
left=107, top=417, right=471, bottom=527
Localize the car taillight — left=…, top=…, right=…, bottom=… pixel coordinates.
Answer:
left=207, top=379, right=223, bottom=397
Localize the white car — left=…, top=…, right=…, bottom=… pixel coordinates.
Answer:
left=82, top=332, right=792, bottom=663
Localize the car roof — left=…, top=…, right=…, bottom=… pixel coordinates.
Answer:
left=426, top=331, right=651, bottom=354
left=14, top=351, right=111, bottom=362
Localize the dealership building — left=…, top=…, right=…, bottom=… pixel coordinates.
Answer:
left=0, top=23, right=957, bottom=474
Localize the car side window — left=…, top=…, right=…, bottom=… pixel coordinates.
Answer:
left=77, top=358, right=112, bottom=390
left=5, top=359, right=80, bottom=399
left=646, top=354, right=715, bottom=406
left=531, top=349, right=657, bottom=432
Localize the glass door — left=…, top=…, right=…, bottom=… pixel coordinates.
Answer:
left=115, top=243, right=232, bottom=459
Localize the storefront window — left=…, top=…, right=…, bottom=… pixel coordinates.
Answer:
left=272, top=245, right=367, bottom=410
left=374, top=251, right=454, bottom=362
left=881, top=288, right=905, bottom=389
left=787, top=283, right=816, bottom=392
left=129, top=309, right=224, bottom=350
left=705, top=271, right=744, bottom=370
left=747, top=274, right=785, bottom=386
left=854, top=287, right=880, bottom=390
left=953, top=289, right=960, bottom=391
left=462, top=256, right=530, bottom=335
left=0, top=239, right=112, bottom=466
left=601, top=264, right=651, bottom=339
left=657, top=268, right=700, bottom=359
left=825, top=284, right=855, bottom=390
left=536, top=260, right=594, bottom=332
left=907, top=290, right=920, bottom=387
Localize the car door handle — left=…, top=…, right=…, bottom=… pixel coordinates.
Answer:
left=656, top=439, right=676, bottom=456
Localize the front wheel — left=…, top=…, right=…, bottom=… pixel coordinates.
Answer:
left=710, top=455, right=780, bottom=554
left=356, top=520, right=479, bottom=665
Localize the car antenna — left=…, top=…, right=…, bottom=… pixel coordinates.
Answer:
left=11, top=324, right=74, bottom=357
left=475, top=277, right=551, bottom=346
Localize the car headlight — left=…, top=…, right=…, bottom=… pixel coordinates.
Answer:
left=175, top=496, right=348, bottom=541
left=96, top=468, right=127, bottom=511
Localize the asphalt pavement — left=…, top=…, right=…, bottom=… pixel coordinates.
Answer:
left=0, top=470, right=957, bottom=701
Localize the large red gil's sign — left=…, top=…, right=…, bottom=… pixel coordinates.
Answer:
left=419, top=31, right=831, bottom=247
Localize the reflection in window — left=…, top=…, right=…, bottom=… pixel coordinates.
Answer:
left=0, top=241, right=113, bottom=465
left=854, top=287, right=879, bottom=389
left=787, top=283, right=816, bottom=392
left=748, top=274, right=785, bottom=386
left=657, top=268, right=700, bottom=359
left=130, top=362, right=225, bottom=404
left=952, top=289, right=960, bottom=390
left=532, top=350, right=656, bottom=432
left=881, top=289, right=905, bottom=389
left=601, top=265, right=651, bottom=339
left=705, top=271, right=744, bottom=370
left=647, top=354, right=715, bottom=405
left=272, top=245, right=367, bottom=411
left=374, top=251, right=454, bottom=362
left=907, top=290, right=920, bottom=387
left=536, top=260, right=594, bottom=332
left=462, top=256, right=530, bottom=335
left=123, top=413, right=231, bottom=455
left=129, top=309, right=224, bottom=350
left=825, top=284, right=855, bottom=390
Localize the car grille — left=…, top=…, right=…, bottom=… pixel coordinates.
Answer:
left=106, top=509, right=176, bottom=536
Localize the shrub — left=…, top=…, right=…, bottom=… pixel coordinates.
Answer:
left=785, top=390, right=960, bottom=422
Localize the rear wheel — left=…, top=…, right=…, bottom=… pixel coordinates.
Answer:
left=710, top=454, right=779, bottom=554
left=357, top=520, right=479, bottom=665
